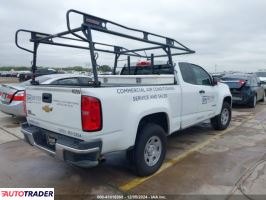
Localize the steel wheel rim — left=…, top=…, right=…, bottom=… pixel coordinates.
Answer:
left=144, top=136, right=162, bottom=166
left=221, top=108, right=229, bottom=126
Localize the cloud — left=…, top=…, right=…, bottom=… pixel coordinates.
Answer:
left=1, top=0, right=266, bottom=72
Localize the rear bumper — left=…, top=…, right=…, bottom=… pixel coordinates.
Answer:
left=232, top=95, right=252, bottom=105
left=0, top=101, right=25, bottom=117
left=21, top=122, right=102, bottom=167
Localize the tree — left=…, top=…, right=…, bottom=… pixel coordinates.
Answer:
left=98, top=65, right=112, bottom=72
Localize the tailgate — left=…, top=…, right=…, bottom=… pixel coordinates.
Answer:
left=26, top=86, right=82, bottom=136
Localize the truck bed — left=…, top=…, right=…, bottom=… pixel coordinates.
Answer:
left=98, top=75, right=175, bottom=86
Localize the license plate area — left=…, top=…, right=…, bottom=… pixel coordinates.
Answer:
left=232, top=96, right=242, bottom=101
left=46, top=135, right=57, bottom=146
left=33, top=132, right=56, bottom=151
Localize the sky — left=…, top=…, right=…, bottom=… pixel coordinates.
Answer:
left=1, top=0, right=266, bottom=72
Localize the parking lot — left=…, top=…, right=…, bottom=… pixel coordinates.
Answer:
left=0, top=80, right=266, bottom=199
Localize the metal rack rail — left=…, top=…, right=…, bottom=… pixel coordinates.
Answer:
left=15, top=9, right=195, bottom=86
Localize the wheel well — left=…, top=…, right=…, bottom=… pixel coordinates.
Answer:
left=137, top=112, right=169, bottom=135
left=224, top=96, right=232, bottom=106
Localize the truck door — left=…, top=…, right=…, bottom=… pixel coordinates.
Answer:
left=178, top=63, right=217, bottom=128
left=190, top=64, right=218, bottom=117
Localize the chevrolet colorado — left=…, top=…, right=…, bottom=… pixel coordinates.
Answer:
left=17, top=10, right=232, bottom=176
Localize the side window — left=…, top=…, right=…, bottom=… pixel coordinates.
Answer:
left=191, top=65, right=212, bottom=86
left=179, top=63, right=212, bottom=86
left=249, top=77, right=254, bottom=86
left=179, top=63, right=197, bottom=84
left=256, top=77, right=261, bottom=86
left=50, top=80, right=58, bottom=85
left=56, top=78, right=80, bottom=85
left=253, top=77, right=258, bottom=86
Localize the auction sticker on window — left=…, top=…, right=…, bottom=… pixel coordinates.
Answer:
left=0, top=188, right=54, bottom=200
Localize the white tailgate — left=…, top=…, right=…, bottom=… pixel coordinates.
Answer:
left=26, top=86, right=82, bottom=136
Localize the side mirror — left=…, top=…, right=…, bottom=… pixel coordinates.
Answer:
left=212, top=77, right=219, bottom=86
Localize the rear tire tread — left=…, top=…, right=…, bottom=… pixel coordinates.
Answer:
left=248, top=95, right=256, bottom=108
left=131, top=123, right=167, bottom=177
left=211, top=102, right=231, bottom=130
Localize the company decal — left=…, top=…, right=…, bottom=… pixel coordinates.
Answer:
left=202, top=96, right=215, bottom=104
left=26, top=94, right=41, bottom=104
left=71, top=89, right=81, bottom=94
left=0, top=188, right=54, bottom=200
left=53, top=100, right=79, bottom=108
left=58, top=128, right=82, bottom=138
left=116, top=86, right=175, bottom=102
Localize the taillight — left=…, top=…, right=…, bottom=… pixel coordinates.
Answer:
left=239, top=79, right=246, bottom=86
left=6, top=93, right=13, bottom=100
left=81, top=96, right=102, bottom=131
left=13, top=91, right=25, bottom=101
left=23, top=91, right=27, bottom=116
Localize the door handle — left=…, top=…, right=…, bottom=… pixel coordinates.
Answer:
left=199, top=90, right=205, bottom=94
left=42, top=93, right=52, bottom=103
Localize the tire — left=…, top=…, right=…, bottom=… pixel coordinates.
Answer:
left=260, top=92, right=265, bottom=102
left=211, top=102, right=231, bottom=130
left=132, top=123, right=167, bottom=177
left=248, top=95, right=257, bottom=108
left=126, top=148, right=134, bottom=164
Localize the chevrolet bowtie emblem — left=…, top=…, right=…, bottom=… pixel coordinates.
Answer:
left=42, top=105, right=53, bottom=113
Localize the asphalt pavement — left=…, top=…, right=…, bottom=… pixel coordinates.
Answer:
left=0, top=101, right=266, bottom=200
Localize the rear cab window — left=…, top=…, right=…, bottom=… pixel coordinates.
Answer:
left=78, top=77, right=93, bottom=86
left=120, top=64, right=172, bottom=75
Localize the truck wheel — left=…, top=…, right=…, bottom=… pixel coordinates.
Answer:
left=211, top=102, right=231, bottom=130
left=126, top=148, right=134, bottom=164
left=133, top=123, right=167, bottom=176
left=260, top=92, right=265, bottom=102
left=248, top=95, right=256, bottom=108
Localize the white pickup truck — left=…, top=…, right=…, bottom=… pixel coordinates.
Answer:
left=18, top=10, right=232, bottom=176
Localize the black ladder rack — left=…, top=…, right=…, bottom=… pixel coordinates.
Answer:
left=15, top=9, right=195, bottom=86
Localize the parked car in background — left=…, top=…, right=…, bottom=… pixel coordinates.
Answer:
left=256, top=71, right=266, bottom=91
left=0, top=72, right=12, bottom=77
left=18, top=68, right=59, bottom=82
left=0, top=74, right=92, bottom=117
left=221, top=73, right=265, bottom=108
left=210, top=73, right=225, bottom=80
